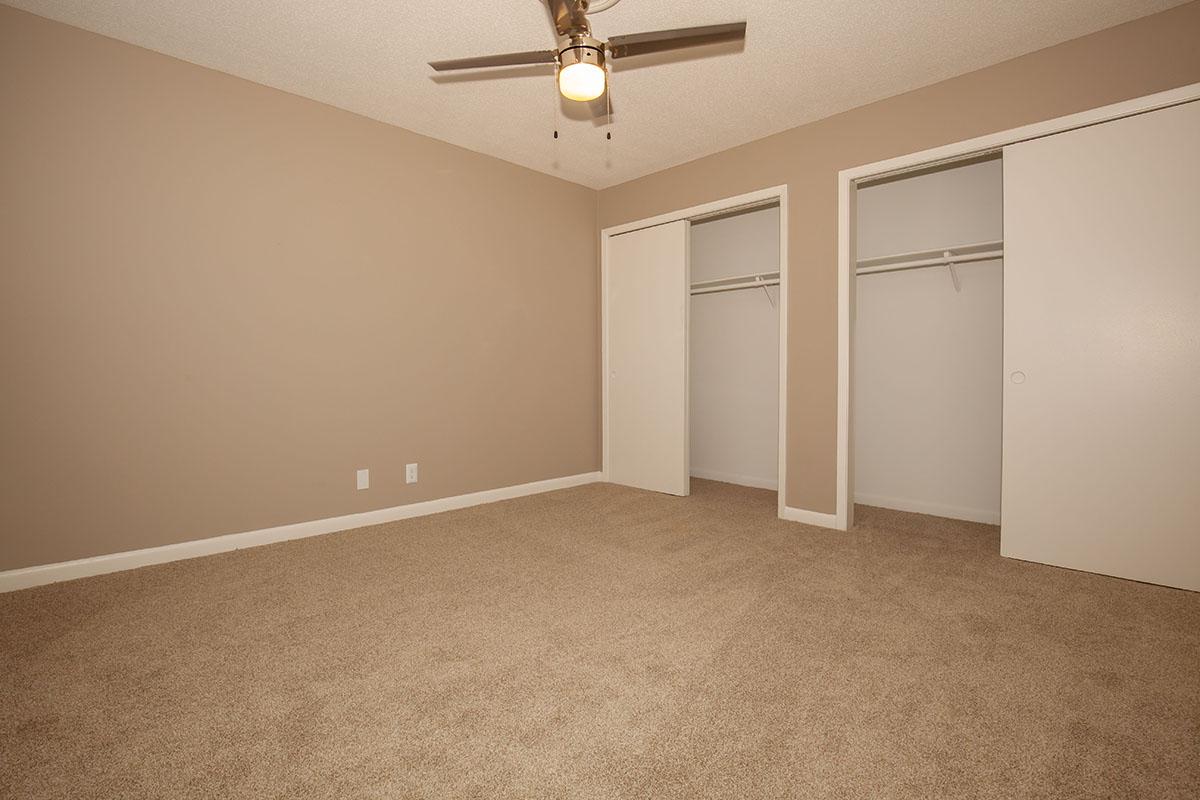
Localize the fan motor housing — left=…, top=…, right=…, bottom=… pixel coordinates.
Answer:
left=559, top=36, right=605, bottom=71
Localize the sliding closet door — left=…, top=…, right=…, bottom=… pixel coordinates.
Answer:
left=605, top=221, right=690, bottom=496
left=1002, top=100, right=1200, bottom=590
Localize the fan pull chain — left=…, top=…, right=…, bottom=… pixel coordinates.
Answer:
left=606, top=62, right=613, bottom=137
left=605, top=62, right=613, bottom=159
left=551, top=64, right=560, bottom=142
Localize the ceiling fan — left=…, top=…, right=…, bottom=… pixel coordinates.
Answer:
left=428, top=0, right=746, bottom=105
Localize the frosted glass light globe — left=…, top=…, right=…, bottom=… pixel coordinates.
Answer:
left=558, top=62, right=606, bottom=102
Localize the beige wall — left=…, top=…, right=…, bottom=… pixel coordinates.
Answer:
left=599, top=1, right=1200, bottom=514
left=0, top=5, right=599, bottom=570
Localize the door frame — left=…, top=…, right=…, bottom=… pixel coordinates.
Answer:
left=601, top=185, right=789, bottom=518
left=835, top=82, right=1200, bottom=530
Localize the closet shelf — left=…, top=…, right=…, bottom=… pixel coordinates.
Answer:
left=856, top=240, right=1003, bottom=275
left=690, top=270, right=780, bottom=296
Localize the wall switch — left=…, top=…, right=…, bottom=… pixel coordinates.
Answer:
left=356, top=469, right=369, bottom=490
left=405, top=463, right=418, bottom=484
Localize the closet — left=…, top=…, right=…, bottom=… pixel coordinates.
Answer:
left=689, top=205, right=780, bottom=492
left=603, top=195, right=782, bottom=501
left=852, top=99, right=1198, bottom=591
left=854, top=157, right=1004, bottom=524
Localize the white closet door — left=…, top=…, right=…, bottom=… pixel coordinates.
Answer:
left=1002, top=100, right=1200, bottom=591
left=606, top=221, right=690, bottom=496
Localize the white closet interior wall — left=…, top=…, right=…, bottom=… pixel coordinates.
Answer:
left=855, top=158, right=1003, bottom=523
left=689, top=206, right=780, bottom=490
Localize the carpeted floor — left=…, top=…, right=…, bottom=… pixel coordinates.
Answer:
left=1, top=479, right=1197, bottom=799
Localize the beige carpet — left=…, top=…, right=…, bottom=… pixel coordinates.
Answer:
left=2, top=479, right=1197, bottom=799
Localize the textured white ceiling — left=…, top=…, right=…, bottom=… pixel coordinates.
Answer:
left=7, top=0, right=1183, bottom=188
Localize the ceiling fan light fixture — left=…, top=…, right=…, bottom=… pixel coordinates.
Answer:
left=427, top=1, right=748, bottom=116
left=557, top=42, right=606, bottom=102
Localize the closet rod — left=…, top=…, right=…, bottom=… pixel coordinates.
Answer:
left=856, top=248, right=1003, bottom=276
left=690, top=278, right=780, bottom=296
left=690, top=270, right=780, bottom=290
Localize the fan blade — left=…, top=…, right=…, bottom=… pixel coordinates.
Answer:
left=607, top=22, right=746, bottom=59
left=429, top=50, right=557, bottom=72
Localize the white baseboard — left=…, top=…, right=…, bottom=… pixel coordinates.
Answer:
left=0, top=471, right=603, bottom=593
left=689, top=469, right=778, bottom=491
left=780, top=506, right=840, bottom=529
left=854, top=493, right=1001, bottom=525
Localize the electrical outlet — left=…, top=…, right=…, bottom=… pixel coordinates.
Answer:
left=356, top=469, right=369, bottom=490
left=405, top=463, right=418, bottom=484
